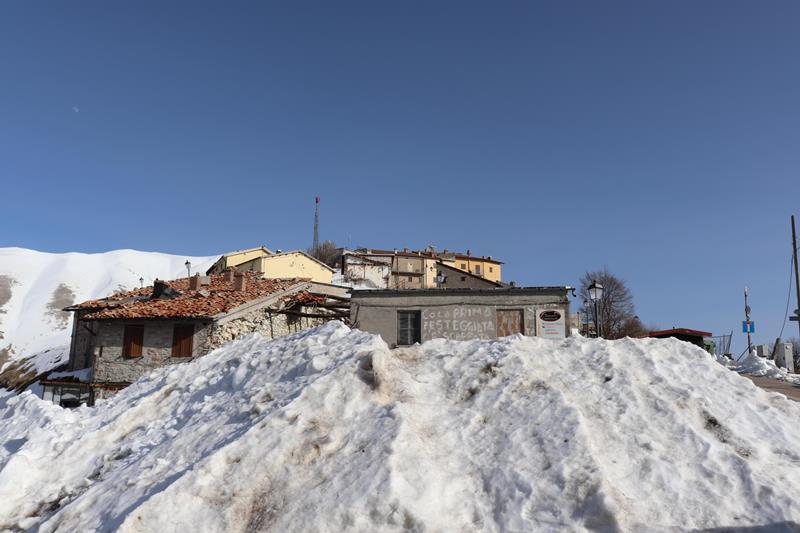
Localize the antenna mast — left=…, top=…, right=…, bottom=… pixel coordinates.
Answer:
left=313, top=196, right=320, bottom=253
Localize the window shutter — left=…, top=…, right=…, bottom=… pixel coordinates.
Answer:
left=123, top=325, right=144, bottom=358
left=172, top=324, right=195, bottom=357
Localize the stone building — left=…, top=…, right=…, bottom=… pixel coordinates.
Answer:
left=44, top=270, right=346, bottom=405
left=350, top=287, right=571, bottom=348
left=340, top=248, right=504, bottom=289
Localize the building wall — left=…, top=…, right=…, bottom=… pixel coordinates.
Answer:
left=207, top=305, right=330, bottom=350
left=351, top=292, right=569, bottom=347
left=91, top=319, right=212, bottom=385
left=89, top=307, right=337, bottom=399
left=343, top=259, right=390, bottom=288
left=436, top=263, right=501, bottom=289
left=67, top=314, right=100, bottom=371
left=389, top=256, right=438, bottom=289
left=258, top=253, right=334, bottom=284
left=444, top=257, right=502, bottom=282
left=208, top=248, right=272, bottom=275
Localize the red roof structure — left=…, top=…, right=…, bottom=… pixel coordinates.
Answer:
left=69, top=272, right=311, bottom=320
left=649, top=328, right=712, bottom=338
left=648, top=328, right=712, bottom=348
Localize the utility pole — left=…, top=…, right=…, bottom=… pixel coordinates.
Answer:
left=744, top=287, right=753, bottom=357
left=791, top=215, right=800, bottom=337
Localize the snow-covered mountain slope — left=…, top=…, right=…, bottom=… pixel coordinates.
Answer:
left=0, top=247, right=217, bottom=381
left=1, top=323, right=799, bottom=532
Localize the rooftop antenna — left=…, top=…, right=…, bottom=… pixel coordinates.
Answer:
left=313, top=196, right=320, bottom=253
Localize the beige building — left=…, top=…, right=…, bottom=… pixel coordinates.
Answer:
left=236, top=251, right=334, bottom=284
left=342, top=248, right=503, bottom=288
left=207, top=247, right=334, bottom=284
left=206, top=246, right=274, bottom=275
left=438, top=253, right=502, bottom=283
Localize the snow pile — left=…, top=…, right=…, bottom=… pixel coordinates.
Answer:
left=2, top=324, right=800, bottom=531
left=716, top=351, right=800, bottom=385
left=0, top=247, right=217, bottom=379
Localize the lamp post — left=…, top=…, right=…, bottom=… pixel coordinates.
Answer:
left=436, top=271, right=445, bottom=288
left=588, top=280, right=604, bottom=338
left=139, top=277, right=144, bottom=288
left=583, top=298, right=590, bottom=336
left=185, top=260, right=191, bottom=278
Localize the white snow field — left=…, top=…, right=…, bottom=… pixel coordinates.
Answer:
left=1, top=323, right=800, bottom=532
left=0, top=247, right=217, bottom=377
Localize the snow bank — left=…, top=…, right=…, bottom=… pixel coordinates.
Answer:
left=1, top=324, right=800, bottom=531
left=0, top=247, right=217, bottom=378
left=716, top=351, right=800, bottom=385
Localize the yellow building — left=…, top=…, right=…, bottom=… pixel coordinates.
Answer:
left=206, top=248, right=334, bottom=284
left=206, top=246, right=274, bottom=275
left=236, top=251, right=334, bottom=284
left=356, top=248, right=503, bottom=286
left=438, top=252, right=503, bottom=283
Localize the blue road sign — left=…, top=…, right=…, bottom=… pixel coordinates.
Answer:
left=742, top=321, right=755, bottom=333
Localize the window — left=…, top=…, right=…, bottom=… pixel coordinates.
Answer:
left=489, top=267, right=493, bottom=273
left=461, top=263, right=466, bottom=269
left=122, top=325, right=144, bottom=358
left=172, top=324, right=195, bottom=357
left=397, top=311, right=421, bottom=346
left=475, top=265, right=481, bottom=275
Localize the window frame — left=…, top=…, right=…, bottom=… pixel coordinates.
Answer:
left=397, top=310, right=421, bottom=346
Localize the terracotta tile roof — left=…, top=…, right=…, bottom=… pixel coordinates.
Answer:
left=287, top=291, right=327, bottom=306
left=73, top=272, right=309, bottom=320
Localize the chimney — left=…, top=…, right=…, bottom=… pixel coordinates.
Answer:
left=467, top=249, right=471, bottom=256
left=189, top=274, right=201, bottom=290
left=234, top=272, right=246, bottom=291
left=152, top=279, right=168, bottom=298
left=224, top=268, right=236, bottom=283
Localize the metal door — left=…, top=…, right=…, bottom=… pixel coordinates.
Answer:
left=497, top=309, right=524, bottom=337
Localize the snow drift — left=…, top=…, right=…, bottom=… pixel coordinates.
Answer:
left=1, top=323, right=800, bottom=532
left=0, top=247, right=217, bottom=384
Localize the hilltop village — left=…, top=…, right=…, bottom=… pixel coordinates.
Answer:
left=38, top=245, right=576, bottom=406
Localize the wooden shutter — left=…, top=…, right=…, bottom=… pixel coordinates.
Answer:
left=172, top=324, right=194, bottom=357
left=123, top=325, right=144, bottom=358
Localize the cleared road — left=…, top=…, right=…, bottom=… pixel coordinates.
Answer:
left=743, top=375, right=800, bottom=402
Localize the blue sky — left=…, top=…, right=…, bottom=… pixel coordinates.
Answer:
left=1, top=2, right=799, bottom=350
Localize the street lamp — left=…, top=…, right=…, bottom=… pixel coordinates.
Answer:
left=436, top=271, right=445, bottom=288
left=185, top=260, right=191, bottom=278
left=588, top=280, right=604, bottom=338
left=139, top=276, right=144, bottom=288
left=582, top=298, right=590, bottom=336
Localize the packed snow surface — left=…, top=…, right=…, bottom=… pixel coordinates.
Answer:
left=720, top=351, right=800, bottom=385
left=2, top=323, right=800, bottom=532
left=0, top=247, right=217, bottom=375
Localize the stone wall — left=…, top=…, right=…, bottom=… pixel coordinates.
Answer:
left=68, top=313, right=100, bottom=371
left=207, top=306, right=330, bottom=351
left=88, top=307, right=338, bottom=401
left=91, top=319, right=211, bottom=384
